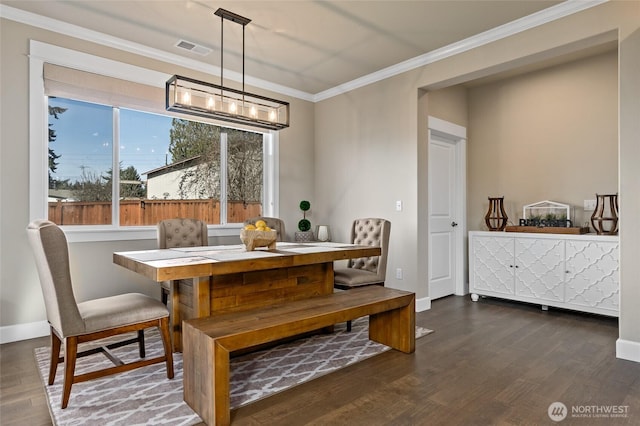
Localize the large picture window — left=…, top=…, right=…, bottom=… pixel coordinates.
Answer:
left=47, top=97, right=266, bottom=226
left=30, top=42, right=279, bottom=241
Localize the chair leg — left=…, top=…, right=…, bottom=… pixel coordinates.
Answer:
left=137, top=330, right=145, bottom=358
left=159, top=317, right=174, bottom=379
left=48, top=329, right=61, bottom=385
left=161, top=287, right=169, bottom=305
left=347, top=320, right=352, bottom=332
left=61, top=336, right=78, bottom=409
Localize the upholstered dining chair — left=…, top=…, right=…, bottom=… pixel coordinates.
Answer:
left=27, top=219, right=174, bottom=409
left=244, top=216, right=287, bottom=241
left=334, top=218, right=391, bottom=330
left=157, top=218, right=209, bottom=305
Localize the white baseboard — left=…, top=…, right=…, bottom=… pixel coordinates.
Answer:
left=416, top=296, right=431, bottom=312
left=0, top=320, right=49, bottom=344
left=616, top=338, right=640, bottom=363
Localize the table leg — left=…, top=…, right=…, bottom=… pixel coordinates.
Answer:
left=321, top=261, right=335, bottom=333
left=193, top=276, right=211, bottom=318
left=322, top=261, right=335, bottom=294
left=169, top=280, right=180, bottom=352
left=174, top=276, right=211, bottom=353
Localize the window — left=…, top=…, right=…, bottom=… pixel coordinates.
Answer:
left=47, top=97, right=267, bottom=227
left=30, top=41, right=279, bottom=241
left=48, top=98, right=113, bottom=225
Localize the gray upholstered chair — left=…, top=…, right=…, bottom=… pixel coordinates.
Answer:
left=157, top=218, right=209, bottom=305
left=244, top=216, right=287, bottom=241
left=334, top=218, right=391, bottom=289
left=27, top=220, right=174, bottom=409
left=334, top=218, right=391, bottom=330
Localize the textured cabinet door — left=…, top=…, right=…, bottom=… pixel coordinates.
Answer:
left=514, top=238, right=565, bottom=302
left=470, top=235, right=515, bottom=295
left=564, top=240, right=619, bottom=314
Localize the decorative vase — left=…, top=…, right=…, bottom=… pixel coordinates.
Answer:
left=485, top=196, right=508, bottom=231
left=316, top=225, right=331, bottom=242
left=591, top=193, right=619, bottom=235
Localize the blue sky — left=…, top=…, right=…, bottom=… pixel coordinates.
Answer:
left=49, top=98, right=173, bottom=182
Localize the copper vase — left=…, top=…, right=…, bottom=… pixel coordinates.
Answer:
left=591, top=193, right=618, bottom=235
left=485, top=197, right=508, bottom=231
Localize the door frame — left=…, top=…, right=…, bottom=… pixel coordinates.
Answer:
left=428, top=116, right=468, bottom=296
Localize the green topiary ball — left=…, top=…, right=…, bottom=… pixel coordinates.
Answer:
left=299, top=200, right=311, bottom=211
left=298, top=219, right=311, bottom=232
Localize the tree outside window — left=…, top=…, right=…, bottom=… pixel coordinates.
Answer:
left=47, top=97, right=265, bottom=226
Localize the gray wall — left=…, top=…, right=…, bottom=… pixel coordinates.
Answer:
left=0, top=18, right=314, bottom=330
left=467, top=50, right=618, bottom=231
left=1, top=2, right=639, bottom=356
left=314, top=2, right=640, bottom=351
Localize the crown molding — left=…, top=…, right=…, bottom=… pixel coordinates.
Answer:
left=313, top=0, right=608, bottom=102
left=2, top=1, right=607, bottom=104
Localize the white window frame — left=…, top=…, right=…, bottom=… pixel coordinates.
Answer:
left=29, top=40, right=278, bottom=242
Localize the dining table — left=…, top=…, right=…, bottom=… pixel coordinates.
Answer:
left=113, top=241, right=381, bottom=351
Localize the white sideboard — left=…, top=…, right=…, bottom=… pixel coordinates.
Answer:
left=469, top=231, right=619, bottom=316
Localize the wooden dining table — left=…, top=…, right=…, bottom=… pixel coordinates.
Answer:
left=113, top=241, right=381, bottom=351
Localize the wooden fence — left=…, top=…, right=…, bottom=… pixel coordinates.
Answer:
left=48, top=199, right=262, bottom=226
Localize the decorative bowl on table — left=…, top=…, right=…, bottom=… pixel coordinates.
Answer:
left=240, top=229, right=277, bottom=251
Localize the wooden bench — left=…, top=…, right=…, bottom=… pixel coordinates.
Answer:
left=182, top=285, right=415, bottom=425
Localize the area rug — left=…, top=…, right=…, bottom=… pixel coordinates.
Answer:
left=35, top=318, right=433, bottom=425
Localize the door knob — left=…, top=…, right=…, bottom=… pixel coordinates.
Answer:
left=451, top=221, right=458, bottom=227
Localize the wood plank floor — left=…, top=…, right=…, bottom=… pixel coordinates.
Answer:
left=2, top=295, right=639, bottom=425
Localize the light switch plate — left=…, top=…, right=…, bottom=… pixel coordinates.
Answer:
left=395, top=200, right=402, bottom=211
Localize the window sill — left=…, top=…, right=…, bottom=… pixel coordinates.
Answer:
left=61, top=224, right=244, bottom=243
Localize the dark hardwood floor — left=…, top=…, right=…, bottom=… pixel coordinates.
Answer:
left=2, top=295, right=639, bottom=425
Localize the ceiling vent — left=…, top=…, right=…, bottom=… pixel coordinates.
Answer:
left=175, top=40, right=212, bottom=56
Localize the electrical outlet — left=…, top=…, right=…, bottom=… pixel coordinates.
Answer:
left=396, top=268, right=403, bottom=279
left=395, top=200, right=402, bottom=212
left=584, top=199, right=597, bottom=210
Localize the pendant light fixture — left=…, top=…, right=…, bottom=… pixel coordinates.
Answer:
left=166, top=8, right=290, bottom=130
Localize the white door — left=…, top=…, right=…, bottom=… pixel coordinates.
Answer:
left=428, top=117, right=467, bottom=300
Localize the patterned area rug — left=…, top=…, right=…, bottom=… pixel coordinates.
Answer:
left=35, top=318, right=433, bottom=425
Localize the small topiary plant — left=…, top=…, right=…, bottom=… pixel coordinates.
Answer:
left=298, top=200, right=311, bottom=232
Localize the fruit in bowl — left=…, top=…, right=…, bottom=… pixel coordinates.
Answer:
left=240, top=222, right=277, bottom=251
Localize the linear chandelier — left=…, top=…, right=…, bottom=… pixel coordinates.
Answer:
left=166, top=8, right=290, bottom=131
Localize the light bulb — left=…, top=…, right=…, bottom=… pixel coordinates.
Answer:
left=181, top=90, right=191, bottom=105
left=206, top=96, right=215, bottom=110
left=250, top=105, right=257, bottom=117
left=269, top=109, right=276, bottom=121
left=229, top=101, right=237, bottom=113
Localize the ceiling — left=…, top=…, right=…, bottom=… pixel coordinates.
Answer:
left=5, top=0, right=600, bottom=97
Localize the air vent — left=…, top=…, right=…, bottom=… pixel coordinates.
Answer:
left=175, top=40, right=212, bottom=56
